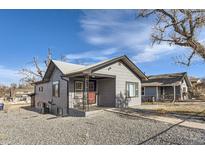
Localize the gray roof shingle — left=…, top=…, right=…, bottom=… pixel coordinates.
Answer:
left=142, top=72, right=187, bottom=86
left=52, top=60, right=85, bottom=74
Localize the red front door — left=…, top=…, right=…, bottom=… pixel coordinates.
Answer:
left=88, top=92, right=96, bottom=104
left=88, top=81, right=96, bottom=104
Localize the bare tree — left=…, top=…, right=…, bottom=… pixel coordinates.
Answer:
left=45, top=48, right=52, bottom=67
left=60, top=55, right=69, bottom=62
left=19, top=49, right=52, bottom=84
left=138, top=9, right=205, bottom=66
left=19, top=48, right=69, bottom=84
left=0, top=85, right=8, bottom=98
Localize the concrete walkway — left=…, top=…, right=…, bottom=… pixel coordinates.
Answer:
left=105, top=108, right=205, bottom=130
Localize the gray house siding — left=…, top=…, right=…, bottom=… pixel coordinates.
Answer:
left=35, top=82, right=52, bottom=111
left=35, top=67, right=68, bottom=115
left=94, top=61, right=141, bottom=107
left=98, top=78, right=115, bottom=107
left=50, top=68, right=68, bottom=115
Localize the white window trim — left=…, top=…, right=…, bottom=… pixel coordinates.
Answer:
left=75, top=81, right=84, bottom=91
left=52, top=81, right=60, bottom=97
left=126, top=82, right=139, bottom=98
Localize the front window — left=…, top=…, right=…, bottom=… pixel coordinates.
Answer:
left=126, top=82, right=139, bottom=97
left=52, top=81, right=60, bottom=97
left=75, top=81, right=84, bottom=98
left=75, top=81, right=84, bottom=92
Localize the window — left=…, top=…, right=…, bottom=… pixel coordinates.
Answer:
left=126, top=82, right=139, bottom=97
left=39, top=86, right=43, bottom=92
left=75, top=81, right=84, bottom=92
left=89, top=82, right=95, bottom=91
left=141, top=87, right=145, bottom=95
left=52, top=81, right=60, bottom=97
left=183, top=87, right=186, bottom=92
left=75, top=81, right=84, bottom=98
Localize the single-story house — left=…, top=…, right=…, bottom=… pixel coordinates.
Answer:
left=33, top=55, right=147, bottom=116
left=189, top=76, right=202, bottom=98
left=195, top=82, right=205, bottom=99
left=189, top=76, right=201, bottom=86
left=142, top=72, right=192, bottom=102
left=9, top=87, right=34, bottom=103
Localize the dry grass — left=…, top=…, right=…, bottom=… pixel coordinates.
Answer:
left=3, top=102, right=30, bottom=113
left=139, top=102, right=205, bottom=116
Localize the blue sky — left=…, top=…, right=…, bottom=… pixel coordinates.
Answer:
left=0, top=10, right=205, bottom=85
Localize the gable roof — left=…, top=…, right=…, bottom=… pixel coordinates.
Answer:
left=42, top=60, right=84, bottom=81
left=40, top=55, right=147, bottom=82
left=52, top=60, right=84, bottom=74
left=142, top=72, right=192, bottom=87
left=63, top=55, right=148, bottom=80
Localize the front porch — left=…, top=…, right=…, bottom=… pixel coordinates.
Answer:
left=142, top=85, right=188, bottom=102
left=67, top=73, right=116, bottom=116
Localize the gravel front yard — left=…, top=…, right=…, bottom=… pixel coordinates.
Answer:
left=0, top=107, right=205, bottom=145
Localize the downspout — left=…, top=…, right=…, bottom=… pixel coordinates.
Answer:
left=61, top=76, right=69, bottom=115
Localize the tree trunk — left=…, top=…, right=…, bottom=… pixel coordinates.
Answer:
left=189, top=39, right=205, bottom=60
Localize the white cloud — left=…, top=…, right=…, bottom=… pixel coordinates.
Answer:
left=133, top=44, right=176, bottom=63
left=0, top=65, right=22, bottom=86
left=80, top=10, right=151, bottom=48
left=66, top=48, right=119, bottom=65
left=78, top=10, right=202, bottom=64
left=79, top=10, right=178, bottom=64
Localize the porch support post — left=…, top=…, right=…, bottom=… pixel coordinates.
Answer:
left=162, top=87, right=165, bottom=100
left=173, top=85, right=176, bottom=103
left=156, top=86, right=159, bottom=101
left=84, top=75, right=89, bottom=111
left=180, top=85, right=183, bottom=101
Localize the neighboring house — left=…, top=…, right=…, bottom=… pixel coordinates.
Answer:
left=189, top=76, right=202, bottom=98
left=142, top=72, right=192, bottom=102
left=189, top=76, right=201, bottom=86
left=195, top=82, right=205, bottom=98
left=33, top=55, right=147, bottom=116
left=9, top=87, right=34, bottom=103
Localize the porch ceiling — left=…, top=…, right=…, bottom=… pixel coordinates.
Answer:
left=65, top=73, right=115, bottom=79
left=142, top=83, right=181, bottom=87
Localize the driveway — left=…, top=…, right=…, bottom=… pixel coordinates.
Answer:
left=0, top=106, right=205, bottom=145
